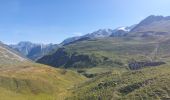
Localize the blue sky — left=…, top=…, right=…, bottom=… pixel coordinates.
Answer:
left=0, top=0, right=170, bottom=44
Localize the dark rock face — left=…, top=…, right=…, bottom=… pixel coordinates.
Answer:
left=37, top=48, right=114, bottom=68
left=64, top=53, right=94, bottom=68
left=119, top=78, right=155, bottom=94
left=128, top=61, right=166, bottom=70
left=37, top=48, right=69, bottom=67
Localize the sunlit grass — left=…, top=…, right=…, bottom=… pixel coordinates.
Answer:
left=0, top=63, right=86, bottom=100
left=67, top=65, right=170, bottom=100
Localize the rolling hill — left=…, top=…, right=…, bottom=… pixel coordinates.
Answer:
left=0, top=42, right=86, bottom=100
left=67, top=64, right=170, bottom=100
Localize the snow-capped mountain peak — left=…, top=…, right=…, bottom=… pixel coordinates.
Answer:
left=117, top=27, right=129, bottom=31
left=116, top=26, right=132, bottom=32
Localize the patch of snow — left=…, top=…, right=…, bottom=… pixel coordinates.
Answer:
left=117, top=27, right=129, bottom=31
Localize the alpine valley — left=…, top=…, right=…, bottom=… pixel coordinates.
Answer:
left=1, top=15, right=170, bottom=100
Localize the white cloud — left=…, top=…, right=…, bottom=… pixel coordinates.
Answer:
left=73, top=32, right=83, bottom=36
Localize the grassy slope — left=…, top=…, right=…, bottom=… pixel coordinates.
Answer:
left=0, top=42, right=86, bottom=100
left=61, top=36, right=170, bottom=68
left=38, top=37, right=160, bottom=68
left=37, top=36, right=170, bottom=79
left=0, top=63, right=86, bottom=100
left=67, top=64, right=170, bottom=100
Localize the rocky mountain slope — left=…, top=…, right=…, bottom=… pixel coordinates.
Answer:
left=61, top=27, right=132, bottom=46
left=129, top=15, right=170, bottom=37
left=10, top=41, right=58, bottom=61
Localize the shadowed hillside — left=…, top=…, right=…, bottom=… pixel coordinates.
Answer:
left=37, top=36, right=169, bottom=69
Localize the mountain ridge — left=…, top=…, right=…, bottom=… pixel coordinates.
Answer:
left=9, top=41, right=59, bottom=61
left=61, top=26, right=133, bottom=46
left=37, top=15, right=170, bottom=69
left=129, top=15, right=170, bottom=37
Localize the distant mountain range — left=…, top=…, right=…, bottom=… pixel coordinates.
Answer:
left=61, top=15, right=170, bottom=46
left=9, top=15, right=170, bottom=63
left=9, top=26, right=134, bottom=60
left=9, top=41, right=58, bottom=61
left=61, top=26, right=134, bottom=45
left=8, top=26, right=134, bottom=61
left=37, top=15, right=170, bottom=68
